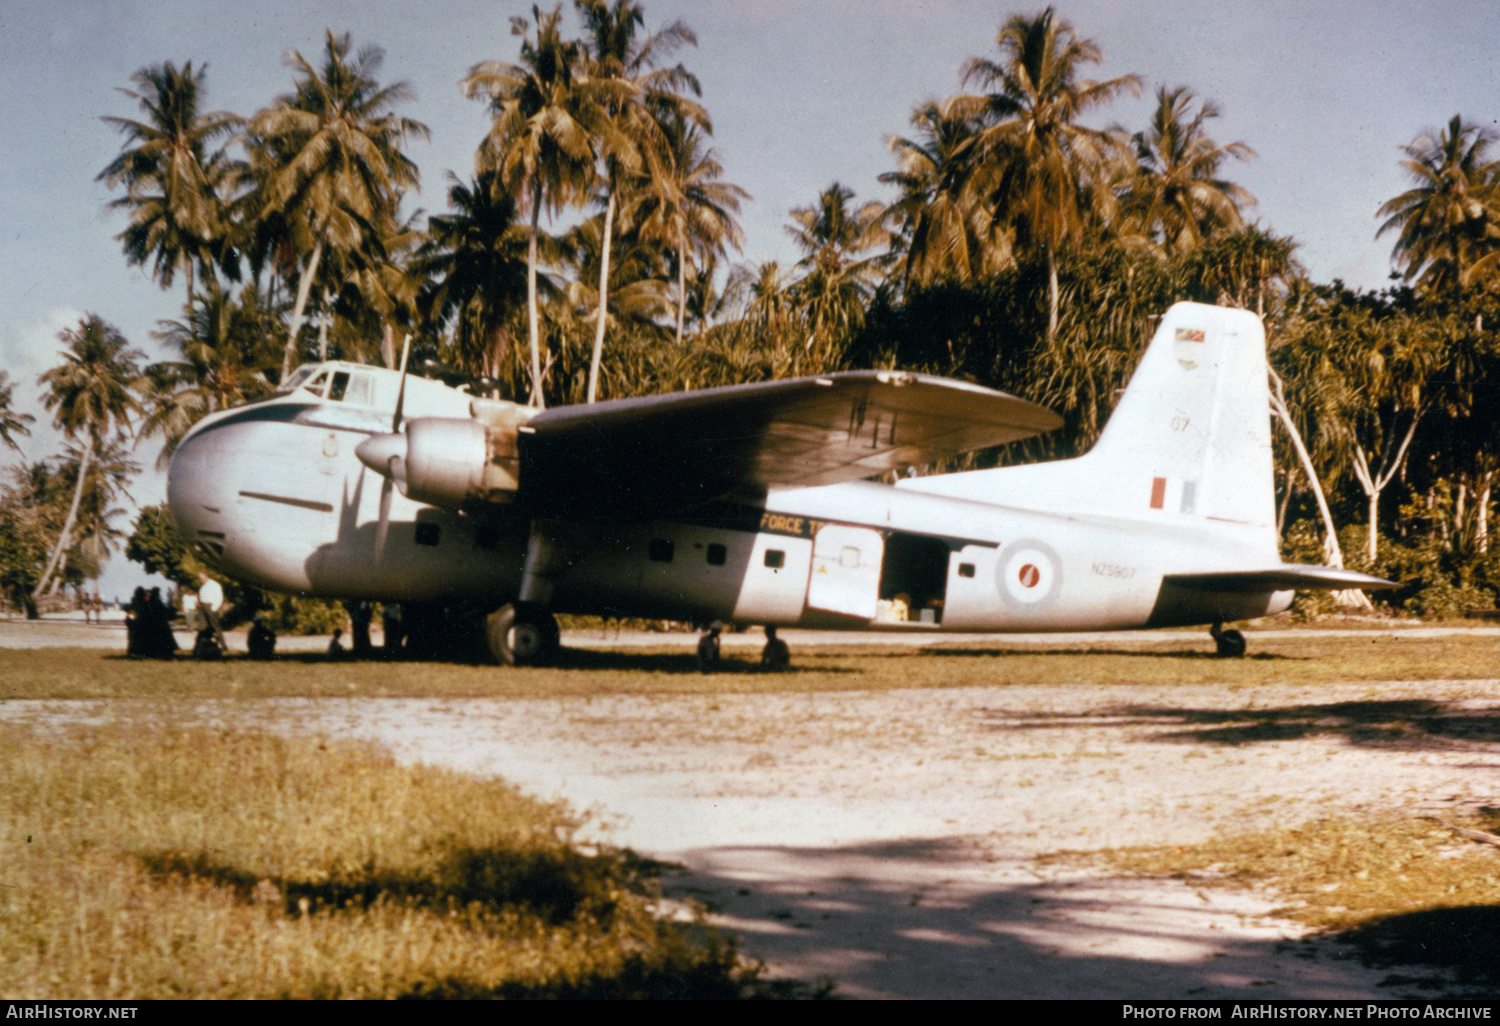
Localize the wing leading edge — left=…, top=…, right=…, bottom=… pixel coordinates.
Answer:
left=517, top=370, right=1063, bottom=520
left=1165, top=565, right=1402, bottom=593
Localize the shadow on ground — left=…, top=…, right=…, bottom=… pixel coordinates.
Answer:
left=661, top=838, right=1487, bottom=999
left=972, top=699, right=1500, bottom=751
left=121, top=647, right=844, bottom=676
left=921, top=646, right=1295, bottom=661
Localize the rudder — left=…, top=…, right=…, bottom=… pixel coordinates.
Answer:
left=901, top=302, right=1277, bottom=534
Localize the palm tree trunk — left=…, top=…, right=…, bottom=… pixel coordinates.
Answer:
left=587, top=190, right=617, bottom=405
left=675, top=231, right=688, bottom=347
left=32, top=443, right=93, bottom=603
left=381, top=323, right=396, bottom=369
left=526, top=183, right=545, bottom=409
left=1269, top=371, right=1371, bottom=610
left=1045, top=245, right=1059, bottom=341
left=317, top=292, right=329, bottom=361
left=283, top=240, right=324, bottom=379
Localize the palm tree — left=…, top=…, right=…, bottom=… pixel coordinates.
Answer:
left=137, top=282, right=277, bottom=468
left=98, top=61, right=242, bottom=315
left=881, top=101, right=1008, bottom=289
left=1175, top=224, right=1300, bottom=315
left=33, top=316, right=142, bottom=601
left=416, top=171, right=536, bottom=381
left=786, top=183, right=890, bottom=364
left=57, top=438, right=139, bottom=598
left=0, top=371, right=34, bottom=457
left=329, top=207, right=428, bottom=366
left=1377, top=115, right=1500, bottom=303
left=633, top=113, right=748, bottom=345
left=1123, top=86, right=1254, bottom=255
left=247, top=31, right=428, bottom=378
left=952, top=7, right=1141, bottom=338
left=573, top=0, right=709, bottom=402
left=562, top=209, right=674, bottom=357
left=465, top=5, right=600, bottom=408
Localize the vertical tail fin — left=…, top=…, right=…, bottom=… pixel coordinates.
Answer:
left=902, top=302, right=1277, bottom=535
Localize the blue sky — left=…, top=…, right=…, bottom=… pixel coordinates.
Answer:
left=2, top=0, right=1497, bottom=596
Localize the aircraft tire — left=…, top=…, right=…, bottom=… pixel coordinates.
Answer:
left=1214, top=628, right=1247, bottom=658
left=487, top=603, right=559, bottom=667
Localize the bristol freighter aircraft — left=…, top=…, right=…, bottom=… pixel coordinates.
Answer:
left=167, top=302, right=1396, bottom=666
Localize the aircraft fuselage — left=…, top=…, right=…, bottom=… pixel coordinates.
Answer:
left=168, top=360, right=1289, bottom=636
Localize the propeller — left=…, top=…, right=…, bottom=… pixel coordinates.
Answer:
left=370, top=336, right=411, bottom=558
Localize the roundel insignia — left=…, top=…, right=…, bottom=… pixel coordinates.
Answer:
left=996, top=540, right=1062, bottom=611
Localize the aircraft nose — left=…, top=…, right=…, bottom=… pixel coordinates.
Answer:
left=167, top=421, right=239, bottom=564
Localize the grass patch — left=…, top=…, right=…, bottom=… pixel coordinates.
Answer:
left=1, top=631, right=1499, bottom=701
left=0, top=722, right=817, bottom=999
left=1089, top=813, right=1500, bottom=988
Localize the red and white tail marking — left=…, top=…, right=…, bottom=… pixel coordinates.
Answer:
left=1149, top=476, right=1198, bottom=514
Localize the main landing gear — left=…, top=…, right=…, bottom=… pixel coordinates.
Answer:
left=1210, top=621, right=1247, bottom=658
left=487, top=602, right=560, bottom=666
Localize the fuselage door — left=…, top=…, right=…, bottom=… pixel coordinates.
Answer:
left=807, top=524, right=884, bottom=620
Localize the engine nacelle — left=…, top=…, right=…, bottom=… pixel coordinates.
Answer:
left=399, top=398, right=535, bottom=509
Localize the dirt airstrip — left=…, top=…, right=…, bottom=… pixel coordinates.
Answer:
left=4, top=617, right=1499, bottom=999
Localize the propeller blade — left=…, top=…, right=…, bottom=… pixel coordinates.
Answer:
left=374, top=476, right=394, bottom=559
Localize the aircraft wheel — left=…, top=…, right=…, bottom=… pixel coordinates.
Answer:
left=488, top=603, right=559, bottom=666
left=1211, top=624, right=1247, bottom=659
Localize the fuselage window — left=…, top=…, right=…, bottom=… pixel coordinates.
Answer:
left=764, top=549, right=785, bottom=569
left=649, top=538, right=674, bottom=562
left=958, top=563, right=976, bottom=578
left=706, top=543, right=727, bottom=566
left=414, top=523, right=441, bottom=547
left=328, top=371, right=351, bottom=402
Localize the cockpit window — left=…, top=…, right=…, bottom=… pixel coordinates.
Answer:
left=270, top=365, right=373, bottom=405
left=274, top=366, right=318, bottom=395
left=343, top=373, right=373, bottom=405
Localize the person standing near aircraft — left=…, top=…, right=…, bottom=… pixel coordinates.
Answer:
left=195, top=572, right=226, bottom=653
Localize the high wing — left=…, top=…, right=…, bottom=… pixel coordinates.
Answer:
left=1165, top=566, right=1402, bottom=592
left=515, top=370, right=1063, bottom=521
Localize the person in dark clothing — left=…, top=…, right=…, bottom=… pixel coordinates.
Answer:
left=247, top=616, right=276, bottom=660
left=344, top=600, right=373, bottom=657
left=382, top=605, right=404, bottom=658
left=126, top=587, right=147, bottom=657
left=144, top=588, right=178, bottom=658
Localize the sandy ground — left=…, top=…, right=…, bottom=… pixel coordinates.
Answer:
left=4, top=615, right=1500, bottom=998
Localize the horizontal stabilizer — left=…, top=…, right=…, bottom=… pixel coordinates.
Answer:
left=1165, top=565, right=1401, bottom=593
